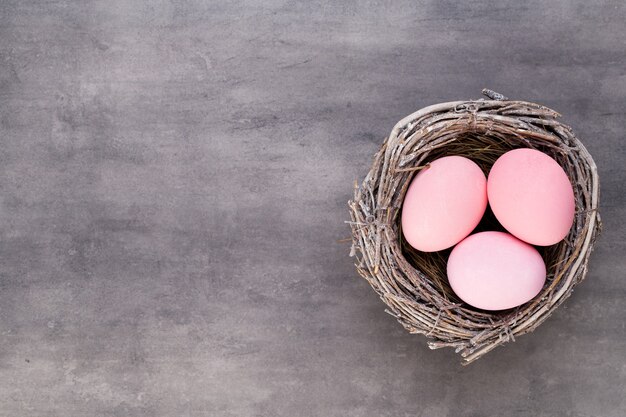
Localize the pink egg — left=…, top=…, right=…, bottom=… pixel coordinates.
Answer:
left=487, top=148, right=575, bottom=246
left=401, top=156, right=487, bottom=252
left=447, top=232, right=546, bottom=310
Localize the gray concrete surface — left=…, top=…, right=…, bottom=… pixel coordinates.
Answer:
left=1, top=1, right=625, bottom=416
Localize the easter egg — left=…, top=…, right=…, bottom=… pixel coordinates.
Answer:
left=487, top=148, right=575, bottom=246
left=447, top=231, right=546, bottom=310
left=401, top=156, right=487, bottom=252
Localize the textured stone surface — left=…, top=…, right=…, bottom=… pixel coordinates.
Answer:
left=0, top=1, right=624, bottom=416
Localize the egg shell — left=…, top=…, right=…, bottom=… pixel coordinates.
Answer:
left=447, top=231, right=546, bottom=311
left=487, top=148, right=575, bottom=246
left=401, top=156, right=487, bottom=252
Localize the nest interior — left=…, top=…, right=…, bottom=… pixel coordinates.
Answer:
left=348, top=92, right=601, bottom=364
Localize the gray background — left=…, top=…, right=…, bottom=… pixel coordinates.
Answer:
left=1, top=1, right=624, bottom=416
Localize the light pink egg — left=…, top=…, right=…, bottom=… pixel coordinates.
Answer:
left=447, top=231, right=546, bottom=311
left=487, top=148, right=575, bottom=246
left=401, top=156, right=487, bottom=252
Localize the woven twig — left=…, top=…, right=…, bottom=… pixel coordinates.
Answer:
left=348, top=91, right=601, bottom=365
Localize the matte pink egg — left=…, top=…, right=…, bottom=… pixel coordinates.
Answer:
left=401, top=156, right=487, bottom=252
left=488, top=148, right=575, bottom=246
left=447, top=231, right=546, bottom=310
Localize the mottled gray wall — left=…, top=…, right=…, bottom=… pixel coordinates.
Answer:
left=0, top=1, right=624, bottom=416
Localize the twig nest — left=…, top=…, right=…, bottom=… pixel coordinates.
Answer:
left=348, top=91, right=601, bottom=364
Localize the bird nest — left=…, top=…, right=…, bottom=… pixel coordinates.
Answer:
left=348, top=90, right=601, bottom=364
